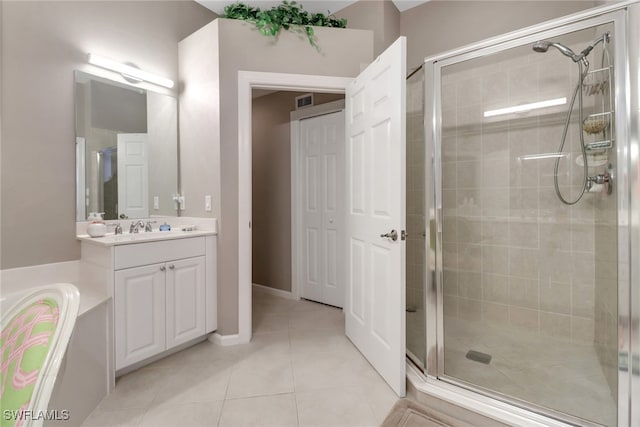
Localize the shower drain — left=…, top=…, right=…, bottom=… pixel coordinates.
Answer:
left=465, top=350, right=492, bottom=364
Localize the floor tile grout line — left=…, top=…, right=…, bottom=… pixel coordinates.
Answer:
left=286, top=317, right=303, bottom=426
left=216, top=397, right=227, bottom=427
left=361, top=382, right=388, bottom=426
left=223, top=390, right=297, bottom=401
left=293, top=390, right=302, bottom=427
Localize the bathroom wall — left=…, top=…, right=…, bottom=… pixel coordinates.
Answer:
left=400, top=1, right=598, bottom=70
left=0, top=1, right=215, bottom=269
left=178, top=21, right=221, bottom=224
left=251, top=91, right=344, bottom=293
left=335, top=0, right=400, bottom=57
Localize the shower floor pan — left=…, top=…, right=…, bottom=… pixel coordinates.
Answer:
left=442, top=317, right=616, bottom=427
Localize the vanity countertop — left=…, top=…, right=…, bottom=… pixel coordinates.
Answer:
left=77, top=229, right=216, bottom=247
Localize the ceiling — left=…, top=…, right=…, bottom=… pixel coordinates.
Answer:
left=196, top=0, right=429, bottom=15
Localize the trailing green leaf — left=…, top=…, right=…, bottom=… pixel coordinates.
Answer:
left=223, top=1, right=347, bottom=48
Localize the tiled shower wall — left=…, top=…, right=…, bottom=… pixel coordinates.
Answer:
left=440, top=27, right=617, bottom=349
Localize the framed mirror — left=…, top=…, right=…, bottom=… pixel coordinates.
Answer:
left=74, top=71, right=179, bottom=221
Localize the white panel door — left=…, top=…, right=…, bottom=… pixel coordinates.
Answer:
left=300, top=111, right=345, bottom=308
left=345, top=37, right=407, bottom=396
left=117, top=133, right=149, bottom=219
left=166, top=256, right=206, bottom=348
left=115, top=263, right=166, bottom=370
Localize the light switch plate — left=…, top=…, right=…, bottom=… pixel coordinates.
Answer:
left=205, top=195, right=212, bottom=212
left=153, top=196, right=159, bottom=210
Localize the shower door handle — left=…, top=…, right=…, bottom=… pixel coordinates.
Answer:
left=380, top=229, right=398, bottom=241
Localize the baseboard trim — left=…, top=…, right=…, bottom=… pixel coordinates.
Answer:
left=252, top=283, right=296, bottom=300
left=208, top=332, right=240, bottom=346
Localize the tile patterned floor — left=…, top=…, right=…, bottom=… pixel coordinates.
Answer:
left=82, top=288, right=398, bottom=427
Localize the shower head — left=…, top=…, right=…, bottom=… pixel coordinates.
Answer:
left=532, top=32, right=610, bottom=67
left=531, top=40, right=551, bottom=53
left=531, top=40, right=578, bottom=60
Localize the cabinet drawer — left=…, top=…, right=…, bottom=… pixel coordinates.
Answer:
left=115, top=237, right=205, bottom=270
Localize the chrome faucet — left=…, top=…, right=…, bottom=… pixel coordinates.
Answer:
left=107, top=222, right=123, bottom=235
left=130, top=220, right=146, bottom=233
left=145, top=220, right=157, bottom=232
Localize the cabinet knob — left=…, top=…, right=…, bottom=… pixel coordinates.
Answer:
left=169, top=264, right=175, bottom=270
left=160, top=266, right=166, bottom=272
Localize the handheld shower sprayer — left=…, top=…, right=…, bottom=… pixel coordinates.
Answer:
left=532, top=32, right=610, bottom=68
left=530, top=31, right=611, bottom=205
left=532, top=40, right=576, bottom=58
left=531, top=40, right=590, bottom=67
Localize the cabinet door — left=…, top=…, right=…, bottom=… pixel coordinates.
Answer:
left=115, top=263, right=166, bottom=370
left=166, top=256, right=206, bottom=348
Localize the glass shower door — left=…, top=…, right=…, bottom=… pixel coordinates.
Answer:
left=406, top=67, right=426, bottom=370
left=435, top=21, right=619, bottom=426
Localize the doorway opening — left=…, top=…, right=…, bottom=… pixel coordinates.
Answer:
left=238, top=71, right=353, bottom=343
left=251, top=90, right=345, bottom=311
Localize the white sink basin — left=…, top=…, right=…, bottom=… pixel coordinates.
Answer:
left=77, top=229, right=214, bottom=246
left=102, top=231, right=182, bottom=243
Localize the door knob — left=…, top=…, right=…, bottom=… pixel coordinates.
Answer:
left=380, top=229, right=398, bottom=241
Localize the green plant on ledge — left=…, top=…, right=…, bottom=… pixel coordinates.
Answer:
left=223, top=1, right=347, bottom=48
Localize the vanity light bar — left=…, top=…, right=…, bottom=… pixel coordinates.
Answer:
left=483, top=97, right=567, bottom=118
left=87, top=53, right=174, bottom=89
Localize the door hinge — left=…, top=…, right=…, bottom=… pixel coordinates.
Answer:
left=401, top=230, right=406, bottom=241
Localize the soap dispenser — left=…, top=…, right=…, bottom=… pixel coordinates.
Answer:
left=87, top=212, right=107, bottom=237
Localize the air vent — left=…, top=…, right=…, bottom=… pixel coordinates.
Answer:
left=295, top=93, right=314, bottom=110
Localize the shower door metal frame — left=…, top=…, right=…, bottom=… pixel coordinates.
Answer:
left=422, top=5, right=634, bottom=426
left=627, top=4, right=640, bottom=426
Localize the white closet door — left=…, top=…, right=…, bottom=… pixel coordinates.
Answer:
left=300, top=111, right=345, bottom=308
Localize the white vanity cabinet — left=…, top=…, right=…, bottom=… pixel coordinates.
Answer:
left=115, top=255, right=206, bottom=370
left=79, top=231, right=217, bottom=374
